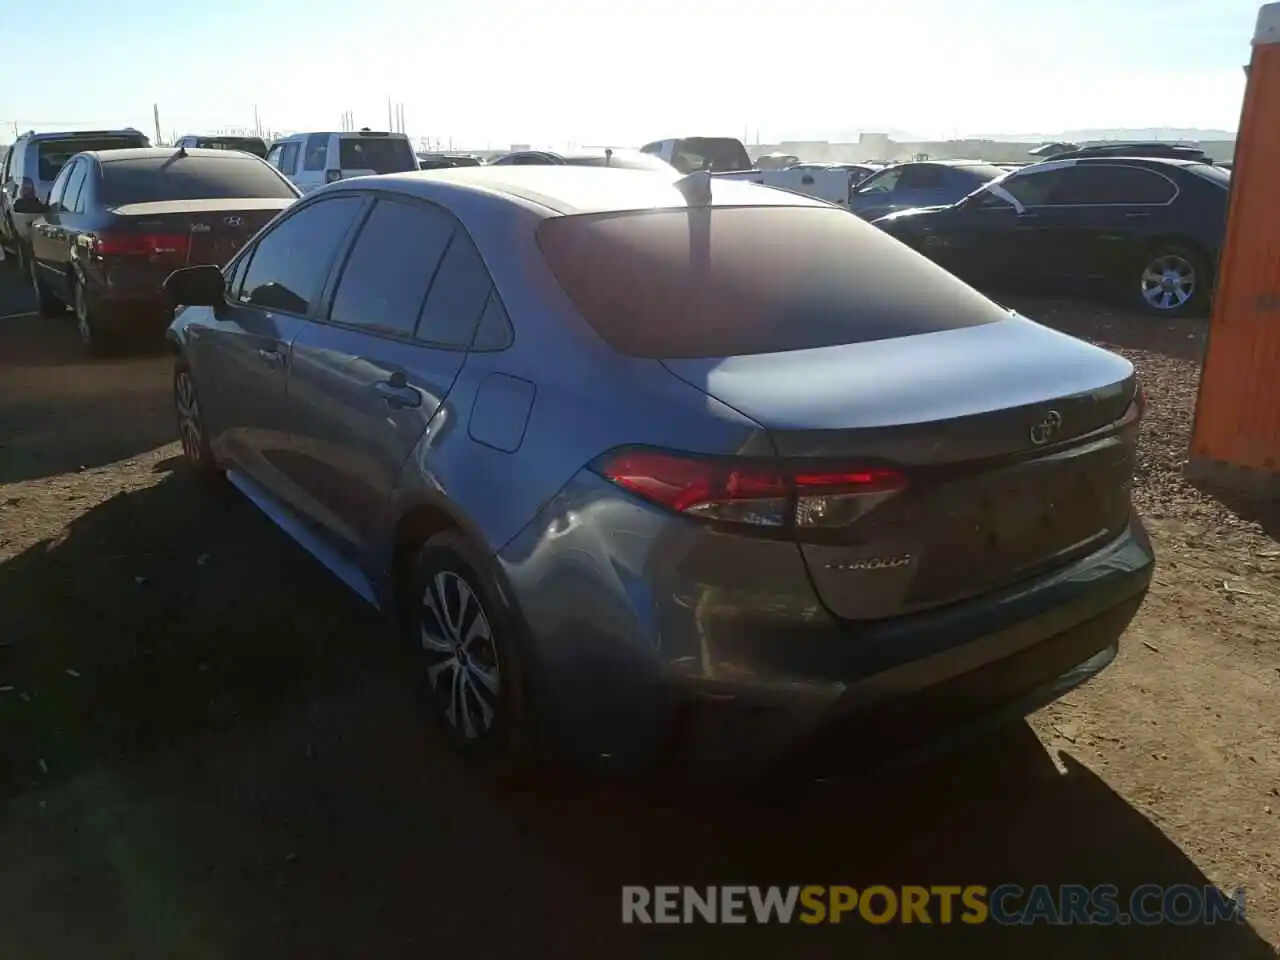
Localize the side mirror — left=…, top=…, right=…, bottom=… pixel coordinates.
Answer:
left=13, top=197, right=47, bottom=215
left=164, top=264, right=225, bottom=307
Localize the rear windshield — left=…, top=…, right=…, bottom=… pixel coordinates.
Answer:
left=194, top=137, right=268, bottom=158
left=338, top=136, right=416, bottom=174
left=538, top=206, right=1003, bottom=359
left=37, top=135, right=147, bottom=181
left=670, top=138, right=752, bottom=174
left=101, top=155, right=297, bottom=204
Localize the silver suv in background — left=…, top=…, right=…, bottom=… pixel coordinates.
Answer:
left=265, top=129, right=418, bottom=194
left=1, top=128, right=150, bottom=271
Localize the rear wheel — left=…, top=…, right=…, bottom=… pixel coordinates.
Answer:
left=1135, top=244, right=1208, bottom=317
left=405, top=531, right=538, bottom=778
left=29, top=256, right=64, bottom=318
left=73, top=277, right=112, bottom=356
left=173, top=360, right=221, bottom=481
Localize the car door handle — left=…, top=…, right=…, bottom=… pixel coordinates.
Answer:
left=257, top=347, right=286, bottom=368
left=373, top=380, right=421, bottom=409
left=1124, top=211, right=1151, bottom=219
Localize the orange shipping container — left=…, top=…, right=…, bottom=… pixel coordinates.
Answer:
left=1188, top=1, right=1280, bottom=496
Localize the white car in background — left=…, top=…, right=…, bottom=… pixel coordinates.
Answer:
left=266, top=129, right=418, bottom=193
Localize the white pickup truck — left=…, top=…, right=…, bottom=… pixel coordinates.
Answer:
left=639, top=136, right=856, bottom=209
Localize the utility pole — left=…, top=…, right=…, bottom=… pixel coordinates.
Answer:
left=387, top=96, right=393, bottom=131
left=254, top=104, right=261, bottom=138
left=153, top=104, right=162, bottom=145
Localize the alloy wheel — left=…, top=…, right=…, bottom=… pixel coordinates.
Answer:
left=419, top=570, right=501, bottom=739
left=175, top=369, right=203, bottom=465
left=1140, top=254, right=1196, bottom=312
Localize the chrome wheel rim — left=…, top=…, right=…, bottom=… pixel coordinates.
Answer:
left=175, top=370, right=203, bottom=464
left=419, top=571, right=500, bottom=739
left=1141, top=254, right=1195, bottom=311
left=74, top=283, right=91, bottom=343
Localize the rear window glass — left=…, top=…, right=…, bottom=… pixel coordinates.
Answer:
left=194, top=137, right=268, bottom=158
left=338, top=137, right=416, bottom=174
left=101, top=155, right=297, bottom=204
left=538, top=206, right=1003, bottom=359
left=670, top=138, right=752, bottom=174
left=37, top=136, right=147, bottom=181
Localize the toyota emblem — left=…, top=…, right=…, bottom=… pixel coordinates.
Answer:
left=1029, top=410, right=1063, bottom=446
left=224, top=216, right=244, bottom=227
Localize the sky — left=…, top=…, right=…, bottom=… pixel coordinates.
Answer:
left=0, top=0, right=1262, bottom=149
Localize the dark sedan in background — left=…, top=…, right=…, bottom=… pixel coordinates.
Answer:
left=847, top=159, right=1007, bottom=220
left=873, top=156, right=1230, bottom=316
left=19, top=147, right=299, bottom=354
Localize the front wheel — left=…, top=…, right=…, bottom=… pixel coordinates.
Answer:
left=405, top=531, right=538, bottom=777
left=1135, top=245, right=1209, bottom=317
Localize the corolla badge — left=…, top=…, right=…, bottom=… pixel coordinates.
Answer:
left=825, top=555, right=914, bottom=572
left=1029, top=410, right=1063, bottom=446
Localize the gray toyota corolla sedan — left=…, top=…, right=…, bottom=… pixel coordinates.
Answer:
left=164, top=165, right=1154, bottom=779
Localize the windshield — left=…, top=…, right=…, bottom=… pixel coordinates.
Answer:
left=338, top=136, right=417, bottom=174
left=36, top=135, right=148, bottom=181
left=101, top=154, right=298, bottom=204
left=194, top=137, right=268, bottom=158
left=669, top=137, right=753, bottom=174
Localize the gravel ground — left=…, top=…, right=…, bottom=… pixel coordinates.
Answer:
left=0, top=272, right=1278, bottom=958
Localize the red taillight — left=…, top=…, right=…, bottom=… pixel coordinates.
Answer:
left=18, top=178, right=36, bottom=200
left=594, top=448, right=907, bottom=531
left=93, top=232, right=191, bottom=260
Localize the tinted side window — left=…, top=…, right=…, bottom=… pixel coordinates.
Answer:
left=265, top=145, right=284, bottom=170
left=47, top=160, right=77, bottom=209
left=857, top=168, right=902, bottom=195
left=472, top=292, right=514, bottom=351
left=417, top=229, right=493, bottom=347
left=897, top=165, right=948, bottom=190
left=239, top=196, right=364, bottom=315
left=1001, top=170, right=1065, bottom=206
left=1050, top=164, right=1177, bottom=204
left=304, top=134, right=329, bottom=172
left=327, top=198, right=455, bottom=338
left=278, top=142, right=300, bottom=176
left=66, top=161, right=90, bottom=213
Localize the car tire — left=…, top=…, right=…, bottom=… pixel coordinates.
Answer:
left=1135, top=243, right=1210, bottom=318
left=173, top=360, right=222, bottom=482
left=72, top=276, right=112, bottom=356
left=404, top=530, right=539, bottom=778
left=29, top=255, right=64, bottom=318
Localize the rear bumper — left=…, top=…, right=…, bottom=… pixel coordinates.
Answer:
left=499, top=470, right=1154, bottom=776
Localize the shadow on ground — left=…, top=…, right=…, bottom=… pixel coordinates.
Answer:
left=0, top=470, right=1273, bottom=959
left=0, top=314, right=174, bottom=483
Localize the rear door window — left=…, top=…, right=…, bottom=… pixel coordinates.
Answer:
left=338, top=137, right=416, bottom=174
left=238, top=196, right=365, bottom=315
left=36, top=136, right=146, bottom=181
left=100, top=155, right=297, bottom=204
left=63, top=161, right=90, bottom=213
left=537, top=205, right=1001, bottom=359
left=326, top=198, right=455, bottom=339
left=856, top=167, right=904, bottom=195
left=896, top=165, right=949, bottom=190
left=416, top=229, right=494, bottom=347
left=304, top=134, right=329, bottom=171
left=1048, top=164, right=1178, bottom=204
left=277, top=142, right=300, bottom=176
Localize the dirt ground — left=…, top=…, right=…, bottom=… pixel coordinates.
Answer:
left=1, top=263, right=1278, bottom=959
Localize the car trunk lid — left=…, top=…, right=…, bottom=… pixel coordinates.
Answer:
left=660, top=317, right=1139, bottom=619
left=105, top=198, right=291, bottom=266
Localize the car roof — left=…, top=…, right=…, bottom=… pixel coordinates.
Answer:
left=18, top=128, right=145, bottom=143
left=273, top=131, right=408, bottom=141
left=327, top=165, right=831, bottom=216
left=1016, top=155, right=1206, bottom=175
left=81, top=147, right=265, bottom=164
